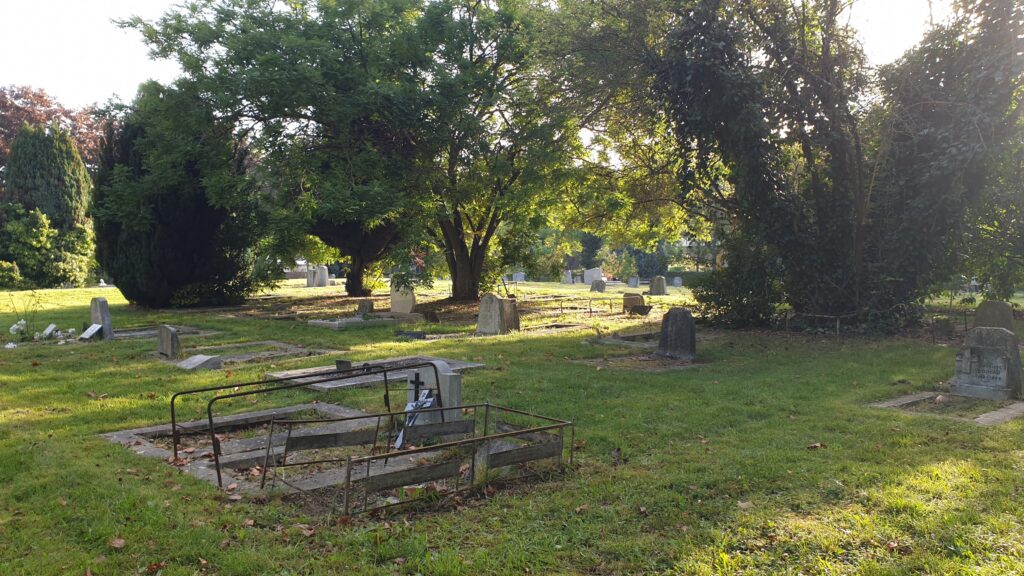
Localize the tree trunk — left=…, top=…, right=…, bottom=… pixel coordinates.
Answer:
left=345, top=255, right=372, bottom=297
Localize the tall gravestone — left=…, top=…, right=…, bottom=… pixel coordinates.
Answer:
left=562, top=270, right=574, bottom=284
left=627, top=277, right=640, bottom=288
left=157, top=325, right=181, bottom=359
left=656, top=308, right=696, bottom=361
left=314, top=265, right=329, bottom=287
left=356, top=299, right=374, bottom=316
left=306, top=268, right=317, bottom=287
left=649, top=276, right=667, bottom=296
left=974, top=300, right=1015, bottom=333
left=90, top=297, right=113, bottom=340
left=390, top=283, right=417, bottom=314
left=476, top=294, right=520, bottom=335
left=583, top=267, right=604, bottom=286
left=590, top=279, right=606, bottom=293
left=951, top=327, right=1022, bottom=400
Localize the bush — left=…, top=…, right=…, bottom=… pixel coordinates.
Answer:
left=0, top=260, right=21, bottom=288
left=93, top=82, right=267, bottom=308
left=3, top=123, right=91, bottom=231
left=691, top=234, right=784, bottom=327
left=0, top=203, right=92, bottom=288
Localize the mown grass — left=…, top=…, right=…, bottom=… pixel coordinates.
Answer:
left=2, top=282, right=1024, bottom=575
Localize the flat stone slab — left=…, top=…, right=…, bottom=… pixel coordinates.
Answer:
left=868, top=391, right=939, bottom=409
left=974, top=401, right=1024, bottom=426
left=169, top=340, right=339, bottom=369
left=177, top=354, right=223, bottom=371
left=114, top=325, right=216, bottom=340
left=265, top=355, right=485, bottom=391
left=308, top=313, right=424, bottom=330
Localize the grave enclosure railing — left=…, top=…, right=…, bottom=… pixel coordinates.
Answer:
left=169, top=361, right=445, bottom=486
left=261, top=403, right=575, bottom=515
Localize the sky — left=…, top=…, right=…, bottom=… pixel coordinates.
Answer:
left=0, top=0, right=955, bottom=110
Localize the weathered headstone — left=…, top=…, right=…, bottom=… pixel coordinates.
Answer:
left=622, top=293, right=645, bottom=313
left=157, top=325, right=181, bottom=359
left=90, top=298, right=113, bottom=339
left=78, top=324, right=103, bottom=341
left=512, top=272, right=526, bottom=282
left=672, top=276, right=683, bottom=287
left=627, top=277, right=640, bottom=288
left=649, top=276, right=667, bottom=296
left=951, top=327, right=1022, bottom=400
left=356, top=299, right=374, bottom=316
left=562, top=270, right=574, bottom=284
left=390, top=283, right=416, bottom=314
left=306, top=268, right=317, bottom=287
left=42, top=323, right=58, bottom=339
left=406, top=360, right=464, bottom=425
left=574, top=275, right=583, bottom=284
left=583, top=267, right=604, bottom=286
left=314, top=265, right=329, bottom=287
left=590, top=279, right=606, bottom=293
left=177, top=354, right=223, bottom=371
left=974, top=300, right=1015, bottom=333
left=656, top=308, right=697, bottom=361
left=476, top=294, right=520, bottom=335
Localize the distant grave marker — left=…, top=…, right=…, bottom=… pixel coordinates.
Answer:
left=656, top=308, right=696, bottom=361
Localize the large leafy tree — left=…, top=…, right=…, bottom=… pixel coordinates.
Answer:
left=130, top=0, right=432, bottom=296
left=652, top=0, right=1023, bottom=325
left=93, top=81, right=266, bottom=307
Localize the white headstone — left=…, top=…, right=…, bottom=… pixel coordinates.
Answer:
left=512, top=272, right=526, bottom=282
left=306, top=268, right=317, bottom=287
left=562, top=270, right=574, bottom=284
left=390, top=283, right=416, bottom=314
left=583, top=267, right=604, bottom=286
left=672, top=276, right=683, bottom=287
left=476, top=294, right=520, bottom=335
left=627, top=277, right=639, bottom=288
left=42, top=324, right=58, bottom=338
left=313, top=265, right=329, bottom=287
left=78, top=324, right=104, bottom=341
left=406, top=360, right=463, bottom=425
left=90, top=297, right=113, bottom=339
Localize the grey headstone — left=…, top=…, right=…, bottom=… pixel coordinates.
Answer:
left=313, top=265, right=329, bottom=287
left=177, top=354, right=223, bottom=371
left=90, top=297, right=113, bottom=339
left=512, top=272, right=526, bottom=282
left=356, top=299, right=374, bottom=316
left=975, top=300, right=1015, bottom=333
left=476, top=294, right=520, bottom=335
left=672, top=276, right=683, bottom=287
left=157, top=325, right=181, bottom=359
left=656, top=308, right=696, bottom=361
left=562, top=270, right=574, bottom=284
left=649, top=276, right=667, bottom=296
left=574, top=275, right=583, bottom=284
left=306, top=268, right=317, bottom=287
left=590, top=279, right=606, bottom=293
left=623, top=294, right=645, bottom=314
left=627, top=277, right=640, bottom=288
left=951, top=327, right=1022, bottom=400
left=78, top=323, right=104, bottom=341
left=390, top=284, right=416, bottom=314
left=42, top=323, right=58, bottom=338
left=583, top=267, right=604, bottom=286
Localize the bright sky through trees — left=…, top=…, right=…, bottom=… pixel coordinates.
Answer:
left=0, top=0, right=953, bottom=108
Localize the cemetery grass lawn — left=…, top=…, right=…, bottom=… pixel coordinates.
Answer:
left=3, top=285, right=1024, bottom=574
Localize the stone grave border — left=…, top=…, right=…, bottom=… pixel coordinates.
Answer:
left=868, top=390, right=1024, bottom=426
left=166, top=340, right=339, bottom=370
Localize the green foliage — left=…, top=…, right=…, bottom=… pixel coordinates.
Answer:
left=654, top=0, right=1024, bottom=325
left=0, top=202, right=89, bottom=288
left=93, top=82, right=266, bottom=308
left=692, top=233, right=784, bottom=327
left=598, top=247, right=638, bottom=280
left=3, top=123, right=91, bottom=231
left=0, top=260, right=21, bottom=289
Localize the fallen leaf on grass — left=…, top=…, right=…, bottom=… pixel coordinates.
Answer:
left=218, top=539, right=230, bottom=550
left=243, top=518, right=255, bottom=527
left=806, top=442, right=827, bottom=450
left=295, top=524, right=315, bottom=537
left=484, top=485, right=498, bottom=497
left=227, top=494, right=242, bottom=501
left=737, top=501, right=754, bottom=510
left=146, top=561, right=167, bottom=573
left=108, top=537, right=126, bottom=549
left=393, top=557, right=406, bottom=565
left=226, top=482, right=238, bottom=491
left=574, top=504, right=589, bottom=514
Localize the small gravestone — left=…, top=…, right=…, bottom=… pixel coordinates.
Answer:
left=974, top=300, right=1015, bottom=333
left=951, top=327, right=1022, bottom=400
left=306, top=268, right=317, bottom=287
left=356, top=299, right=374, bottom=316
left=314, top=265, right=329, bottom=287
left=656, top=308, right=696, bottom=361
left=79, top=324, right=104, bottom=341
left=583, top=267, right=604, bottom=285
left=476, top=294, right=520, bottom=335
left=562, top=270, right=574, bottom=284
left=672, top=276, right=683, bottom=287
left=90, top=297, right=113, bottom=339
left=649, top=276, right=667, bottom=296
left=177, top=354, right=223, bottom=371
left=512, top=272, right=526, bottom=282
left=590, top=279, right=606, bottom=293
left=390, top=284, right=416, bottom=314
left=574, top=275, right=583, bottom=284
left=42, top=324, right=58, bottom=339
left=628, top=277, right=639, bottom=288
left=622, top=293, right=645, bottom=313
left=157, top=325, right=181, bottom=359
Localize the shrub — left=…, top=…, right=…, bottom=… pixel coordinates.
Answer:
left=691, top=234, right=784, bottom=327
left=0, top=260, right=21, bottom=288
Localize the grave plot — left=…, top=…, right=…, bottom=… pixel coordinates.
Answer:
left=870, top=391, right=1024, bottom=426
left=171, top=340, right=340, bottom=371
left=113, top=324, right=216, bottom=340
left=104, top=360, right=573, bottom=515
left=307, top=312, right=424, bottom=331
